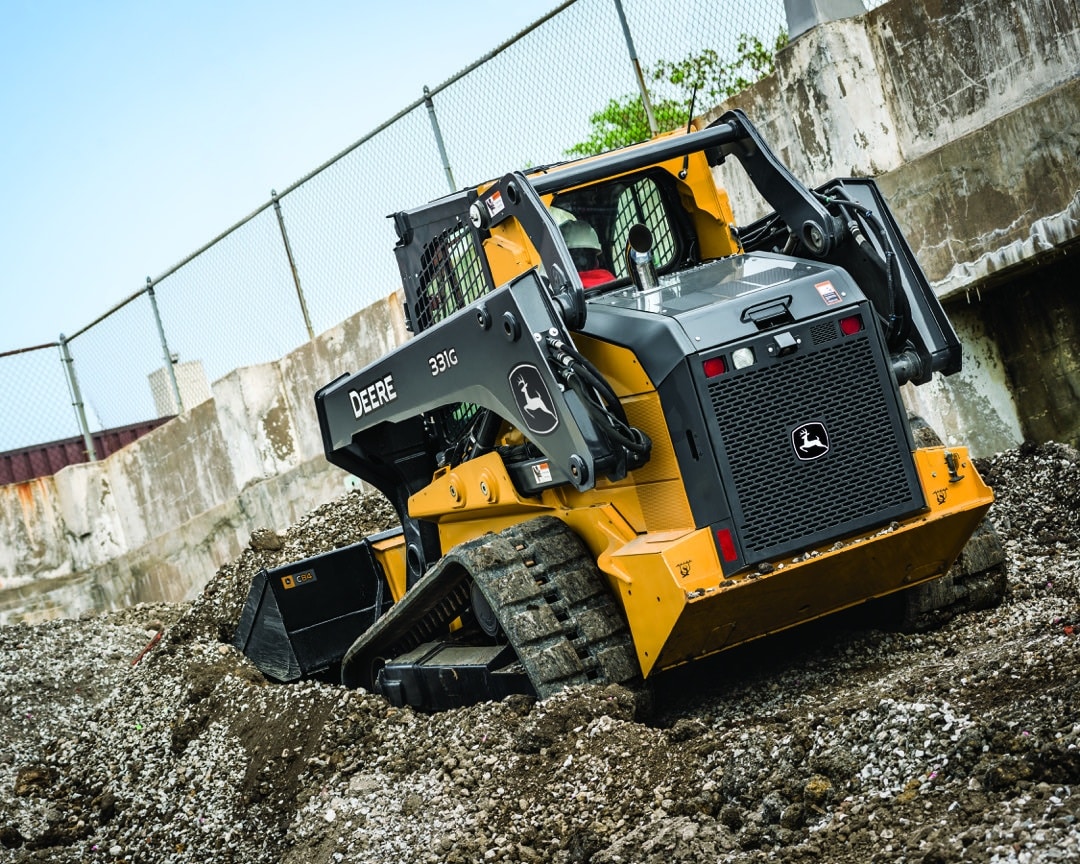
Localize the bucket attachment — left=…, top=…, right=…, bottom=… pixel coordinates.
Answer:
left=233, top=528, right=398, bottom=682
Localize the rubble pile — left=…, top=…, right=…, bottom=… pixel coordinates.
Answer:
left=1, top=443, right=1077, bottom=863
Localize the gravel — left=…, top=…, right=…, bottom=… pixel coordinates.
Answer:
left=1, top=442, right=1078, bottom=863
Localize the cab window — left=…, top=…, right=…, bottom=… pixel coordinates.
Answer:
left=551, top=171, right=686, bottom=287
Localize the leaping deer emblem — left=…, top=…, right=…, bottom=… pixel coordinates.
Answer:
left=792, top=422, right=830, bottom=461
left=798, top=427, right=827, bottom=453
left=517, top=376, right=556, bottom=419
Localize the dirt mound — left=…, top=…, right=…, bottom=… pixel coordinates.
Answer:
left=1, top=444, right=1078, bottom=863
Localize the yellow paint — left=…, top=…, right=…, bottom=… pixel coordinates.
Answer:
left=572, top=334, right=654, bottom=398
left=479, top=126, right=741, bottom=292
left=647, top=444, right=994, bottom=673
left=370, top=532, right=409, bottom=603
left=604, top=527, right=722, bottom=677
left=482, top=229, right=538, bottom=288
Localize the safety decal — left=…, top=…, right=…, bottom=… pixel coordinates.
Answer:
left=815, top=280, right=843, bottom=306
left=791, top=421, right=830, bottom=461
left=485, top=190, right=505, bottom=219
left=531, top=461, right=553, bottom=484
left=510, top=364, right=559, bottom=435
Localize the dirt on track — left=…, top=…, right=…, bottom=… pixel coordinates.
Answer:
left=1, top=442, right=1078, bottom=863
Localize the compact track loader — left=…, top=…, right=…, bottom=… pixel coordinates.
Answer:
left=236, top=110, right=1003, bottom=710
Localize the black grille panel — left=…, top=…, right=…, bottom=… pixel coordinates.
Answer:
left=706, top=334, right=921, bottom=560
left=810, top=320, right=837, bottom=345
left=413, top=222, right=490, bottom=331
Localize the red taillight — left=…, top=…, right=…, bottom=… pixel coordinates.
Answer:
left=716, top=528, right=738, bottom=562
left=839, top=314, right=864, bottom=335
left=703, top=356, right=726, bottom=378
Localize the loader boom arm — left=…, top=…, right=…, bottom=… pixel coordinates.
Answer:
left=318, top=269, right=617, bottom=492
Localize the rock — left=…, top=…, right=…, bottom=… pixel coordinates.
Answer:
left=248, top=527, right=285, bottom=552
left=13, top=765, right=52, bottom=797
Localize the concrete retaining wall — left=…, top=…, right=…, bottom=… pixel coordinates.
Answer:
left=0, top=294, right=407, bottom=623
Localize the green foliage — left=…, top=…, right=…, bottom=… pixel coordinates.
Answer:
left=653, top=31, right=789, bottom=105
left=567, top=30, right=789, bottom=157
left=565, top=97, right=688, bottom=158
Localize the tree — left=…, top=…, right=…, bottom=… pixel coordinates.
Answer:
left=567, top=30, right=789, bottom=157
left=653, top=31, right=789, bottom=105
left=565, top=97, right=688, bottom=158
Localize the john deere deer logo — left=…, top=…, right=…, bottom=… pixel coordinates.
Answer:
left=510, top=364, right=559, bottom=435
left=792, top=421, right=830, bottom=461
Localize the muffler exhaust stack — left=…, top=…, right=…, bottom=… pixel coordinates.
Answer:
left=626, top=223, right=658, bottom=293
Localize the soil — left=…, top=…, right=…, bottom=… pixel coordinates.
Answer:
left=1, top=442, right=1078, bottom=863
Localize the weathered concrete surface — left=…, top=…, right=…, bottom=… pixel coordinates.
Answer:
left=901, top=305, right=1026, bottom=456
left=0, top=293, right=407, bottom=623
left=979, top=251, right=1080, bottom=447
left=871, top=0, right=1080, bottom=163
left=711, top=0, right=1080, bottom=452
left=880, top=79, right=1080, bottom=298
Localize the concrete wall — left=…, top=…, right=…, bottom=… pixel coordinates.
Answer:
left=0, top=293, right=407, bottom=623
left=707, top=0, right=1080, bottom=454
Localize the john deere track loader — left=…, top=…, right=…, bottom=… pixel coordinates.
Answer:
left=235, top=110, right=1002, bottom=710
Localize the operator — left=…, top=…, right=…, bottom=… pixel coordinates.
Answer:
left=552, top=210, right=616, bottom=290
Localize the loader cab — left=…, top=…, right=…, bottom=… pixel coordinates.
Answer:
left=548, top=169, right=693, bottom=292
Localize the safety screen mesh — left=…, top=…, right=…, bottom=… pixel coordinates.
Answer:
left=610, top=177, right=677, bottom=278
left=412, top=222, right=492, bottom=332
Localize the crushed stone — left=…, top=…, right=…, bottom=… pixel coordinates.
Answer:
left=1, top=443, right=1078, bottom=863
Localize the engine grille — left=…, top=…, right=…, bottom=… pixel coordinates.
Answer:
left=706, top=332, right=922, bottom=562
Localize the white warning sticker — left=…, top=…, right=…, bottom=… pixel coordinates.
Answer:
left=815, top=280, right=843, bottom=305
left=485, top=190, right=505, bottom=218
left=531, top=461, right=552, bottom=484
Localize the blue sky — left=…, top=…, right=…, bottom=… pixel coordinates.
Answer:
left=0, top=0, right=560, bottom=353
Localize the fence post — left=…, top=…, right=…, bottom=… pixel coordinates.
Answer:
left=146, top=277, right=184, bottom=414
left=424, top=86, right=457, bottom=193
left=271, top=189, right=316, bottom=341
left=612, top=0, right=658, bottom=137
left=58, top=333, right=97, bottom=462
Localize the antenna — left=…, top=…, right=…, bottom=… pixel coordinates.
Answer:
left=679, top=85, right=699, bottom=180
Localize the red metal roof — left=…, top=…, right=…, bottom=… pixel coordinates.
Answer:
left=0, top=418, right=175, bottom=486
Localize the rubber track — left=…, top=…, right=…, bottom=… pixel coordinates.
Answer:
left=470, top=517, right=639, bottom=699
left=340, top=516, right=639, bottom=698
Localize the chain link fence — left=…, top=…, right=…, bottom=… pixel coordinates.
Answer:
left=0, top=0, right=880, bottom=464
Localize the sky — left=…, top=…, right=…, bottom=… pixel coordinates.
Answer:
left=0, top=0, right=562, bottom=353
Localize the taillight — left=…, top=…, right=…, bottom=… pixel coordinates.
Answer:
left=716, top=528, right=738, bottom=562
left=839, top=314, right=864, bottom=335
left=703, top=356, right=726, bottom=378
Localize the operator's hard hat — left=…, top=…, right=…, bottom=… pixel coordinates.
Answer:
left=560, top=219, right=602, bottom=252
left=547, top=205, right=574, bottom=226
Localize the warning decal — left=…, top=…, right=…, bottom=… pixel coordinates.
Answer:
left=815, top=280, right=843, bottom=306
left=485, top=190, right=505, bottom=219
